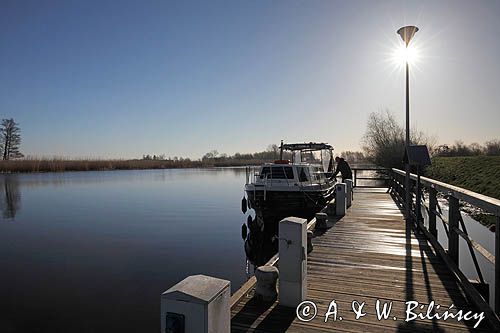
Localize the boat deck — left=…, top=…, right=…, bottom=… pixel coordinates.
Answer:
left=231, top=188, right=490, bottom=332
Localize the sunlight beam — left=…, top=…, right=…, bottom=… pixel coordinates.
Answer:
left=392, top=44, right=420, bottom=66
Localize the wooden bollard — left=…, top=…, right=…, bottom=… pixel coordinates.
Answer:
left=254, top=266, right=279, bottom=302
left=315, top=212, right=328, bottom=230
left=307, top=230, right=313, bottom=253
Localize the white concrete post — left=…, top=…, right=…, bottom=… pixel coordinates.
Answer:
left=161, top=275, right=230, bottom=333
left=336, top=183, right=346, bottom=216
left=345, top=179, right=353, bottom=208
left=279, top=217, right=307, bottom=308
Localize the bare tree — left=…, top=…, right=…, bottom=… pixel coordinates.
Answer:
left=469, top=142, right=483, bottom=155
left=362, top=110, right=434, bottom=168
left=485, top=139, right=500, bottom=156
left=202, top=150, right=219, bottom=161
left=340, top=151, right=366, bottom=163
left=267, top=144, right=279, bottom=159
left=0, top=118, right=23, bottom=160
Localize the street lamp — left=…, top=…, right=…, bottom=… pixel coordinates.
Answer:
left=397, top=25, right=419, bottom=223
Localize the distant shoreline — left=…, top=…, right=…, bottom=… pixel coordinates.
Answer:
left=0, top=159, right=267, bottom=173
left=0, top=158, right=376, bottom=174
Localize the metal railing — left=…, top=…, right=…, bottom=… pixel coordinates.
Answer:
left=352, top=167, right=391, bottom=188
left=391, top=168, right=500, bottom=329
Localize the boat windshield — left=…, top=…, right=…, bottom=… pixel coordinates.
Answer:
left=292, top=149, right=333, bottom=172
left=260, top=166, right=294, bottom=180
left=297, top=166, right=309, bottom=182
left=297, top=166, right=327, bottom=183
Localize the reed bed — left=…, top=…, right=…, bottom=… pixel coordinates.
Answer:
left=0, top=158, right=270, bottom=173
left=0, top=158, right=201, bottom=173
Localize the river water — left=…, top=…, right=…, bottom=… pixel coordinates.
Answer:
left=0, top=168, right=496, bottom=331
left=0, top=168, right=250, bottom=332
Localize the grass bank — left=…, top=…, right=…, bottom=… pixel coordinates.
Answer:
left=425, top=156, right=500, bottom=226
left=0, top=158, right=270, bottom=173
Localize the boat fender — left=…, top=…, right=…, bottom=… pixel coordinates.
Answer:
left=241, top=223, right=248, bottom=240
left=247, top=215, right=253, bottom=229
left=247, top=216, right=256, bottom=231
left=241, top=196, right=247, bottom=214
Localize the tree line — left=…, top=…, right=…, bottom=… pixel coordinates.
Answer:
left=4, top=111, right=498, bottom=170
left=361, top=110, right=500, bottom=168
left=142, top=145, right=287, bottom=165
left=434, top=140, right=500, bottom=157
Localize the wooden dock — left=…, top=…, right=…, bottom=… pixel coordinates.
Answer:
left=231, top=188, right=491, bottom=332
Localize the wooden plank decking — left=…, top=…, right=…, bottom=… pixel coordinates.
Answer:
left=231, top=188, right=490, bottom=332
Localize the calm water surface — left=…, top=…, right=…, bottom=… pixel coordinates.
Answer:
left=0, top=168, right=250, bottom=332
left=1, top=169, right=496, bottom=331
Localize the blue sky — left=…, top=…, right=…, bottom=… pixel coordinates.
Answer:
left=1, top=0, right=499, bottom=159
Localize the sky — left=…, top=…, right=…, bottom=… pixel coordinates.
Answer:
left=1, top=0, right=499, bottom=159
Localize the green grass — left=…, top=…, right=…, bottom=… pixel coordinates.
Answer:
left=425, top=156, right=500, bottom=200
left=425, top=156, right=500, bottom=227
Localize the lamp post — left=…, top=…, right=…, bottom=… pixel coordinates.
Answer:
left=397, top=25, right=419, bottom=224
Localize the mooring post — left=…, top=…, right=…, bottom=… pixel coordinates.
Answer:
left=429, top=187, right=437, bottom=238
left=335, top=183, right=346, bottom=216
left=160, top=275, right=230, bottom=333
left=448, top=196, right=460, bottom=265
left=254, top=266, right=279, bottom=302
left=279, top=217, right=307, bottom=308
left=345, top=179, right=353, bottom=207
left=315, top=212, right=328, bottom=230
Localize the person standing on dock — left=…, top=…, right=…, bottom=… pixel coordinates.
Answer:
left=332, top=156, right=352, bottom=182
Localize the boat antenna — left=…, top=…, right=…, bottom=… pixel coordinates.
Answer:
left=279, top=140, right=283, bottom=160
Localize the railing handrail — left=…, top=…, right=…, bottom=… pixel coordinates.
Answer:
left=392, top=168, right=500, bottom=216
left=351, top=167, right=390, bottom=171
left=390, top=167, right=500, bottom=327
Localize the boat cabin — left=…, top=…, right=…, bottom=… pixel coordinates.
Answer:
left=254, top=162, right=329, bottom=186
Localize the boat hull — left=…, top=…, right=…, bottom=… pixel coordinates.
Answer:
left=245, top=186, right=335, bottom=223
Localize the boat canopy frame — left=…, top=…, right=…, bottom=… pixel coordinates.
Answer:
left=282, top=142, right=333, bottom=152
left=278, top=141, right=334, bottom=171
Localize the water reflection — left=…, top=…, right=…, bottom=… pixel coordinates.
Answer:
left=241, top=195, right=315, bottom=271
left=0, top=175, right=21, bottom=219
left=243, top=215, right=278, bottom=268
left=0, top=168, right=248, bottom=332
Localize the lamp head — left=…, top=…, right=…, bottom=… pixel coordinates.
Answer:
left=397, top=26, right=419, bottom=46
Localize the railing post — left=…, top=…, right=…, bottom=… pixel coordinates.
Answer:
left=496, top=215, right=500, bottom=314
left=448, top=196, right=460, bottom=265
left=429, top=187, right=437, bottom=238
left=416, top=166, right=422, bottom=225
left=398, top=172, right=404, bottom=201
left=354, top=169, right=357, bottom=188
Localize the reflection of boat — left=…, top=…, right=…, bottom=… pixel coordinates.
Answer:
left=244, top=215, right=277, bottom=267
left=244, top=142, right=336, bottom=223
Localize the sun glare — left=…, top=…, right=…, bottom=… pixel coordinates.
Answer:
left=392, top=44, right=419, bottom=66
